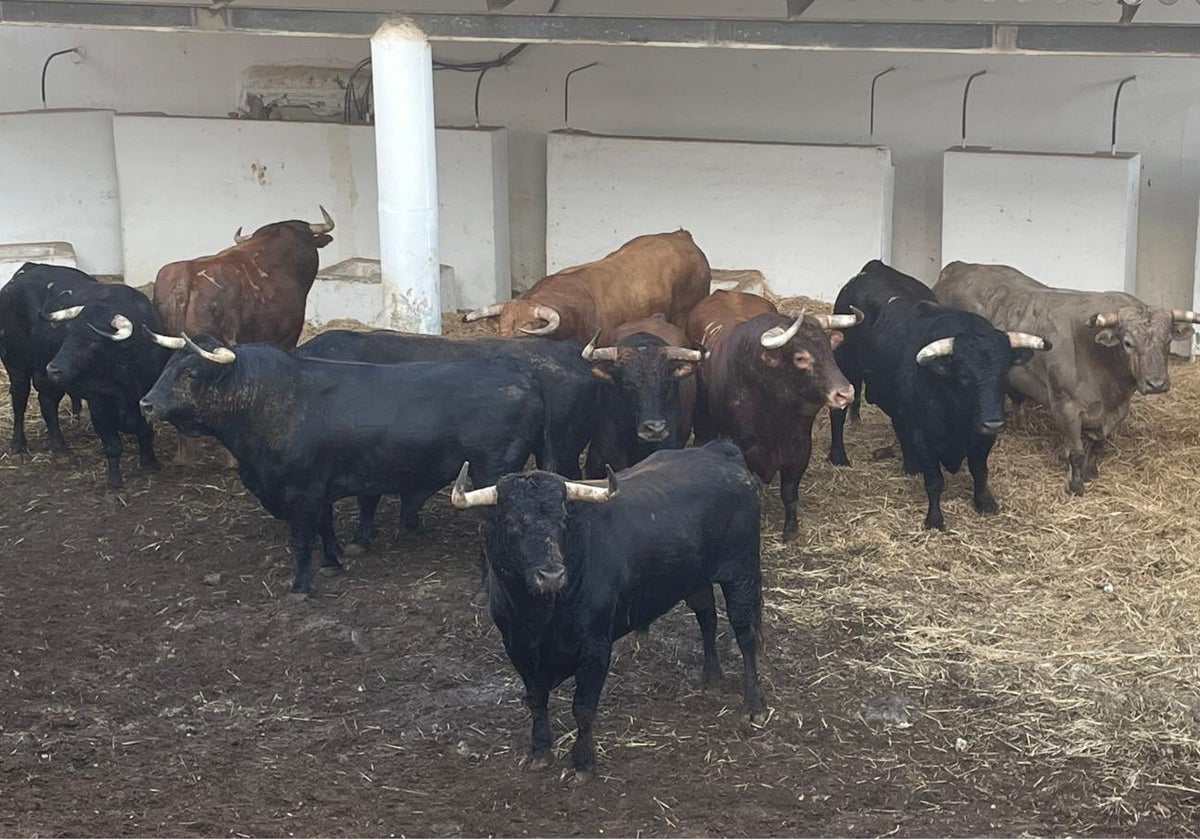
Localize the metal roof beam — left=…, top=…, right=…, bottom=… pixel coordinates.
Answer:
left=5, top=3, right=1200, bottom=56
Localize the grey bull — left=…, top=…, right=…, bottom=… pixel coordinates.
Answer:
left=934, top=261, right=1200, bottom=495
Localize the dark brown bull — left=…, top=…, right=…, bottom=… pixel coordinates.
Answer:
left=934, top=261, right=1200, bottom=495
left=151, top=207, right=334, bottom=463
left=463, top=230, right=711, bottom=344
left=685, top=290, right=861, bottom=541
left=581, top=313, right=704, bottom=477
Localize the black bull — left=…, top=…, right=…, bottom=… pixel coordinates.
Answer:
left=293, top=329, right=597, bottom=480
left=450, top=440, right=767, bottom=784
left=828, top=260, right=1051, bottom=530
left=139, top=339, right=544, bottom=593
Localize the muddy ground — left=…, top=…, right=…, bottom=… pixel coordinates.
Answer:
left=1, top=352, right=1198, bottom=837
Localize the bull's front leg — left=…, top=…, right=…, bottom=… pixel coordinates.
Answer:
left=316, top=505, right=344, bottom=573
left=8, top=370, right=32, bottom=455
left=778, top=465, right=803, bottom=542
left=566, top=641, right=613, bottom=786
left=347, top=495, right=381, bottom=555
left=1050, top=396, right=1086, bottom=496
left=288, top=515, right=318, bottom=593
left=87, top=398, right=125, bottom=489
left=36, top=384, right=71, bottom=454
left=134, top=416, right=159, bottom=473
left=967, top=434, right=998, bottom=515
left=720, top=576, right=767, bottom=725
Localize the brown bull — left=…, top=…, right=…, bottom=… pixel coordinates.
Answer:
left=685, top=290, right=861, bottom=541
left=151, top=207, right=335, bottom=463
left=463, top=230, right=711, bottom=344
left=934, top=261, right=1200, bottom=495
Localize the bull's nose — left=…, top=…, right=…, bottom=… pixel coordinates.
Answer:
left=1144, top=378, right=1169, bottom=394
left=45, top=363, right=63, bottom=383
left=533, top=565, right=566, bottom=593
left=979, top=419, right=1005, bottom=436
left=138, top=397, right=155, bottom=420
left=637, top=420, right=669, bottom=442
left=826, top=385, right=855, bottom=410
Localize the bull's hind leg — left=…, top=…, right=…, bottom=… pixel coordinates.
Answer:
left=288, top=516, right=319, bottom=593
left=566, top=641, right=613, bottom=785
left=686, top=585, right=723, bottom=687
left=719, top=576, right=767, bottom=724
left=316, top=506, right=344, bottom=573
left=967, top=435, right=998, bottom=515
left=920, top=464, right=946, bottom=530
left=1083, top=437, right=1104, bottom=482
left=347, top=495, right=381, bottom=555
left=400, top=489, right=437, bottom=532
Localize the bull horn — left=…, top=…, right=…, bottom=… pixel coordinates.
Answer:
left=309, top=205, right=335, bottom=235
left=1171, top=309, right=1200, bottom=324
left=664, top=346, right=706, bottom=362
left=564, top=465, right=618, bottom=504
left=233, top=226, right=252, bottom=245
left=814, top=305, right=865, bottom=331
left=1007, top=331, right=1052, bottom=352
left=1088, top=312, right=1121, bottom=328
left=915, top=337, right=955, bottom=365
left=86, top=314, right=134, bottom=343
left=581, top=331, right=619, bottom=362
left=43, top=304, right=85, bottom=322
left=182, top=333, right=236, bottom=365
left=519, top=305, right=562, bottom=337
left=462, top=302, right=505, bottom=323
left=449, top=461, right=498, bottom=509
left=144, top=326, right=187, bottom=349
left=760, top=311, right=805, bottom=349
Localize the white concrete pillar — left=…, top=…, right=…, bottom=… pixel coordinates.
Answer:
left=371, top=19, right=441, bottom=334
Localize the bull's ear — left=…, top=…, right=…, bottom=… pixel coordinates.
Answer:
left=1010, top=348, right=1035, bottom=367
left=1171, top=322, right=1196, bottom=341
left=671, top=362, right=696, bottom=379
left=827, top=330, right=845, bottom=350
left=590, top=364, right=613, bottom=381
left=1094, top=328, right=1121, bottom=347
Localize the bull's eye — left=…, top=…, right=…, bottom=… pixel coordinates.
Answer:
left=1123, top=339, right=1133, bottom=351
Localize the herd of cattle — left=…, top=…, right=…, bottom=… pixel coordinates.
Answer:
left=1, top=212, right=1195, bottom=783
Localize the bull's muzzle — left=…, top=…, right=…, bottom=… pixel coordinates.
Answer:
left=138, top=396, right=158, bottom=422
left=826, top=384, right=855, bottom=410
left=45, top=362, right=66, bottom=385
left=1141, top=378, right=1169, bottom=395
left=531, top=564, right=567, bottom=594
left=978, top=419, right=1005, bottom=436
left=637, top=419, right=669, bottom=443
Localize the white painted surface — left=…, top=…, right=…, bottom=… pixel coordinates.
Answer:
left=372, top=20, right=440, bottom=335
left=943, top=149, right=1140, bottom=294
left=0, top=110, right=121, bottom=276
left=547, top=131, right=892, bottom=301
left=0, top=243, right=77, bottom=290
left=111, top=116, right=505, bottom=308
left=113, top=116, right=379, bottom=285
left=308, top=258, right=456, bottom=328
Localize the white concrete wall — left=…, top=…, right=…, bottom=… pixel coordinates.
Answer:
left=0, top=109, right=122, bottom=276
left=942, top=149, right=1140, bottom=294
left=113, top=116, right=380, bottom=284
left=547, top=131, right=892, bottom=300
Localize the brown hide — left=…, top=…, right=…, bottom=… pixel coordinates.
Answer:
left=687, top=291, right=854, bottom=541
left=483, top=230, right=711, bottom=343
left=152, top=218, right=332, bottom=351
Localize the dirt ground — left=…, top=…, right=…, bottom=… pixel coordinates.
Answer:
left=2, top=325, right=1199, bottom=837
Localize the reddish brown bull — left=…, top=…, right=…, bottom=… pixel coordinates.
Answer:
left=686, top=290, right=861, bottom=541
left=463, top=230, right=711, bottom=344
left=151, top=207, right=334, bottom=463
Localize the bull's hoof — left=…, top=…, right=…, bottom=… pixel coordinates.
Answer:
left=318, top=562, right=345, bottom=576
left=828, top=450, right=851, bottom=468
left=1083, top=463, right=1100, bottom=482
left=8, top=451, right=27, bottom=464
left=746, top=709, right=769, bottom=727
left=1067, top=480, right=1085, bottom=497
left=561, top=767, right=595, bottom=787
left=701, top=665, right=724, bottom=689
left=923, top=515, right=946, bottom=531
left=140, top=459, right=161, bottom=473
left=343, top=542, right=367, bottom=557
left=781, top=524, right=800, bottom=542
left=286, top=588, right=312, bottom=602
left=973, top=494, right=999, bottom=515
left=520, top=753, right=553, bottom=772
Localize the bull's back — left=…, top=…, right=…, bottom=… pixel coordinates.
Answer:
left=684, top=290, right=775, bottom=349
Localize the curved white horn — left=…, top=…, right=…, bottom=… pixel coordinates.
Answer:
left=233, top=226, right=252, bottom=245
left=519, top=305, right=562, bottom=337
left=760, top=311, right=805, bottom=349
left=309, top=205, right=335, bottom=235
left=44, top=305, right=85, bottom=322
left=581, top=331, right=620, bottom=362
left=109, top=315, right=133, bottom=341
left=564, top=465, right=618, bottom=503
left=462, top=302, right=505, bottom=323
left=182, top=333, right=236, bottom=365
left=144, top=327, right=186, bottom=349
left=450, top=462, right=498, bottom=509
left=916, top=337, right=955, bottom=365
left=815, top=305, right=865, bottom=331
left=664, top=346, right=706, bottom=362
left=1088, top=312, right=1121, bottom=328
left=1007, top=331, right=1052, bottom=352
left=1171, top=309, right=1200, bottom=324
